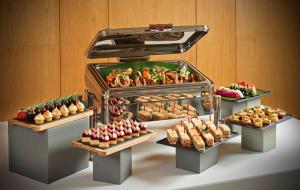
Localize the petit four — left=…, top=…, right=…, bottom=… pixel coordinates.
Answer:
left=43, top=110, right=53, bottom=122
left=34, top=113, right=45, bottom=124
left=81, top=129, right=91, bottom=143
left=60, top=105, right=69, bottom=117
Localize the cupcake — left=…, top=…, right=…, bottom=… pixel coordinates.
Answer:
left=60, top=105, right=69, bottom=117
left=43, top=110, right=53, bottom=122
left=34, top=113, right=45, bottom=124
left=68, top=103, right=77, bottom=115
left=76, top=100, right=85, bottom=112
left=52, top=107, right=62, bottom=119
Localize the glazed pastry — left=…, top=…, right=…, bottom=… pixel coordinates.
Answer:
left=269, top=113, right=279, bottom=122
left=43, top=110, right=53, bottom=122
left=276, top=109, right=286, bottom=119
left=218, top=124, right=231, bottom=138
left=253, top=118, right=263, bottom=128
left=167, top=128, right=178, bottom=144
left=244, top=108, right=254, bottom=115
left=76, top=100, right=85, bottom=112
left=230, top=115, right=240, bottom=123
left=253, top=105, right=262, bottom=112
left=34, top=113, right=45, bottom=124
left=68, top=103, right=77, bottom=114
left=256, top=110, right=265, bottom=117
left=236, top=110, right=246, bottom=118
left=264, top=106, right=275, bottom=116
left=60, top=105, right=69, bottom=117
left=167, top=113, right=180, bottom=119
left=241, top=116, right=252, bottom=125
left=262, top=117, right=271, bottom=125
left=250, top=113, right=259, bottom=121
left=52, top=107, right=62, bottom=119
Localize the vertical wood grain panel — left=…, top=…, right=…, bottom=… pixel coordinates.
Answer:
left=0, top=0, right=60, bottom=120
left=236, top=0, right=300, bottom=118
left=196, top=0, right=236, bottom=87
left=109, top=0, right=197, bottom=65
left=60, top=0, right=109, bottom=96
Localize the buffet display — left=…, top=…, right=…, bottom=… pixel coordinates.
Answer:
left=216, top=81, right=270, bottom=101
left=15, top=94, right=86, bottom=125
left=165, top=117, right=232, bottom=152
left=227, top=105, right=290, bottom=129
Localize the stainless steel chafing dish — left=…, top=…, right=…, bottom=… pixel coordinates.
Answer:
left=84, top=24, right=216, bottom=124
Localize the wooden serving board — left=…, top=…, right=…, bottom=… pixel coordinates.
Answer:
left=8, top=110, right=93, bottom=132
left=72, top=130, right=157, bottom=156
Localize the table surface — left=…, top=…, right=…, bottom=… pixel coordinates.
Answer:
left=1, top=116, right=300, bottom=190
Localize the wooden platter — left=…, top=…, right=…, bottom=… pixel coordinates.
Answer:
left=8, top=110, right=93, bottom=132
left=72, top=130, right=157, bottom=156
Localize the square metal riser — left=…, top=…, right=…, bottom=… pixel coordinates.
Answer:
left=93, top=148, right=132, bottom=184
left=8, top=118, right=90, bottom=184
left=241, top=126, right=276, bottom=152
left=176, top=147, right=218, bottom=173
left=221, top=98, right=261, bottom=118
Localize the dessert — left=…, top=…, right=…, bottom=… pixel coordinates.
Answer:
left=99, top=134, right=109, bottom=148
left=116, top=130, right=125, bottom=142
left=230, top=115, right=240, bottom=123
left=52, top=107, right=62, bottom=119
left=253, top=118, right=263, bottom=128
left=276, top=109, right=286, bottom=119
left=81, top=129, right=91, bottom=144
left=60, top=105, right=69, bottom=117
left=43, top=110, right=53, bottom=122
left=218, top=124, right=231, bottom=138
left=241, top=116, right=252, bottom=125
left=16, top=109, right=27, bottom=120
left=34, top=113, right=45, bottom=124
left=76, top=100, right=85, bottom=112
left=269, top=113, right=279, bottom=122
left=216, top=87, right=244, bottom=98
left=139, top=122, right=148, bottom=134
left=26, top=109, right=36, bottom=122
left=108, top=131, right=117, bottom=145
left=68, top=103, right=77, bottom=114
left=167, top=128, right=178, bottom=144
left=262, top=117, right=271, bottom=125
left=90, top=134, right=99, bottom=147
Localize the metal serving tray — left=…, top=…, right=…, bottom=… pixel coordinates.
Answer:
left=87, top=60, right=213, bottom=98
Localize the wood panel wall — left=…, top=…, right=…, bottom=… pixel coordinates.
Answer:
left=236, top=0, right=300, bottom=119
left=0, top=0, right=299, bottom=120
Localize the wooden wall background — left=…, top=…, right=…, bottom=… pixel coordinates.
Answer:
left=0, top=0, right=299, bottom=120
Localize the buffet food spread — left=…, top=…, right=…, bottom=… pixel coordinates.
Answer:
left=227, top=105, right=289, bottom=129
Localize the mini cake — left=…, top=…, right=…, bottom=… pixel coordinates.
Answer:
left=52, top=107, right=62, bottom=119
left=76, top=100, right=85, bottom=112
left=167, top=128, right=178, bottom=144
left=124, top=127, right=132, bottom=139
left=116, top=130, right=125, bottom=142
left=68, top=103, right=77, bottom=115
left=241, top=116, right=252, bottom=125
left=139, top=122, right=147, bottom=134
left=43, top=110, right=53, bottom=122
left=34, top=113, right=45, bottom=124
left=108, top=131, right=117, bottom=145
left=99, top=135, right=109, bottom=148
left=60, top=104, right=69, bottom=117
left=81, top=129, right=91, bottom=144
left=132, top=126, right=140, bottom=137
left=90, top=134, right=99, bottom=147
left=253, top=118, right=263, bottom=128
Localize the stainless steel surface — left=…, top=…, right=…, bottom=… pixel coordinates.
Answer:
left=86, top=25, right=208, bottom=59
left=213, top=95, right=221, bottom=126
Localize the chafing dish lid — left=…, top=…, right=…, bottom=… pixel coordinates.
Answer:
left=86, top=24, right=208, bottom=59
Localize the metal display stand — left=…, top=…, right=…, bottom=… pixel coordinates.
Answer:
left=226, top=115, right=292, bottom=152
left=93, top=148, right=132, bottom=184
left=8, top=111, right=93, bottom=184
left=221, top=90, right=271, bottom=133
left=157, top=133, right=238, bottom=173
left=72, top=131, right=156, bottom=184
